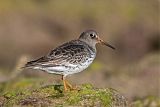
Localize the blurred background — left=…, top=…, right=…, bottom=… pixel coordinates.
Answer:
left=0, top=0, right=159, bottom=102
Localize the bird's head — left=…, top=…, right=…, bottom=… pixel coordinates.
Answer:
left=79, top=30, right=115, bottom=50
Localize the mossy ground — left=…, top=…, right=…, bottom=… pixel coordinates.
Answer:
left=0, top=78, right=128, bottom=107
left=1, top=77, right=159, bottom=107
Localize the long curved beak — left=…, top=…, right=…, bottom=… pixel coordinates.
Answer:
left=98, top=38, right=115, bottom=50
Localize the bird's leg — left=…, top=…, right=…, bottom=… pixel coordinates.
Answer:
left=66, top=80, right=79, bottom=90
left=61, top=75, right=77, bottom=91
left=65, top=80, right=73, bottom=89
left=62, top=75, right=68, bottom=91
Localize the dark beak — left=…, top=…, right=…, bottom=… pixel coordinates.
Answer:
left=98, top=39, right=115, bottom=50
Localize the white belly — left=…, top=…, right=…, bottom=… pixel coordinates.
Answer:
left=34, top=55, right=96, bottom=76
left=67, top=57, right=95, bottom=75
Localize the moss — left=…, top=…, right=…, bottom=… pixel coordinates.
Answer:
left=35, top=85, right=64, bottom=98
left=65, top=84, right=126, bottom=106
left=66, top=86, right=112, bottom=106
left=1, top=78, right=128, bottom=107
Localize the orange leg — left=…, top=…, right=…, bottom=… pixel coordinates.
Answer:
left=62, top=75, right=77, bottom=91
left=62, top=75, right=68, bottom=91
left=65, top=80, right=73, bottom=89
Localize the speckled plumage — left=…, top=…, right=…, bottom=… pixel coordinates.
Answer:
left=25, top=30, right=115, bottom=91
left=25, top=40, right=96, bottom=76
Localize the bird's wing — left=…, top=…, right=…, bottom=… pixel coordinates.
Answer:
left=25, top=40, right=90, bottom=68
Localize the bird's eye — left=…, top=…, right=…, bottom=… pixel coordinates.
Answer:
left=90, top=34, right=96, bottom=38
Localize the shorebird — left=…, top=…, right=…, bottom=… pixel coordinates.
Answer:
left=24, top=30, right=115, bottom=91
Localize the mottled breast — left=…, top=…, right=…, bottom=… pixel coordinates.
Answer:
left=46, top=40, right=96, bottom=75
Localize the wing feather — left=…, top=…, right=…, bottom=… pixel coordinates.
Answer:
left=24, top=40, right=91, bottom=68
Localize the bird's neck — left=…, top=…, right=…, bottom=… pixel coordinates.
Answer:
left=79, top=39, right=97, bottom=53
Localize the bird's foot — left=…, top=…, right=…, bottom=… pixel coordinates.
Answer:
left=65, top=81, right=80, bottom=91
left=62, top=76, right=80, bottom=92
